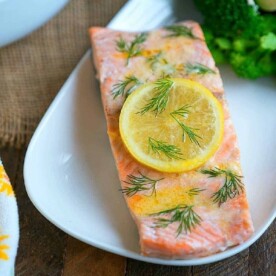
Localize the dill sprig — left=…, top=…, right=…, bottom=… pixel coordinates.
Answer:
left=120, top=172, right=163, bottom=197
left=148, top=137, right=183, bottom=160
left=171, top=104, right=191, bottom=117
left=185, top=63, right=216, bottom=75
left=151, top=204, right=201, bottom=236
left=116, top=33, right=147, bottom=65
left=186, top=188, right=205, bottom=196
left=139, top=78, right=174, bottom=115
left=170, top=105, right=202, bottom=146
left=201, top=167, right=244, bottom=206
left=165, top=25, right=198, bottom=39
left=146, top=51, right=165, bottom=69
left=146, top=52, right=178, bottom=76
left=111, top=75, right=142, bottom=99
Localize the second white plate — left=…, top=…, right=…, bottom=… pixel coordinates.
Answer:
left=0, top=0, right=69, bottom=47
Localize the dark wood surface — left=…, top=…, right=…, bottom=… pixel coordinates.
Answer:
left=1, top=147, right=275, bottom=276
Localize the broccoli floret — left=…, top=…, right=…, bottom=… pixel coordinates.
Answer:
left=215, top=38, right=232, bottom=50
left=208, top=45, right=228, bottom=64
left=230, top=52, right=276, bottom=79
left=194, top=0, right=262, bottom=38
left=202, top=28, right=229, bottom=64
left=194, top=0, right=276, bottom=79
left=232, top=39, right=258, bottom=52
left=261, top=15, right=276, bottom=33
left=230, top=37, right=276, bottom=79
left=261, top=32, right=276, bottom=50
left=202, top=27, right=230, bottom=64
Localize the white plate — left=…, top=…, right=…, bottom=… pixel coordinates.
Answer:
left=24, top=0, right=276, bottom=266
left=0, top=0, right=68, bottom=47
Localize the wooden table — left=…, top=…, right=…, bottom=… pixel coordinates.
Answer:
left=1, top=148, right=275, bottom=275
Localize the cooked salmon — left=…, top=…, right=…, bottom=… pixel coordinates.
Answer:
left=89, top=21, right=254, bottom=259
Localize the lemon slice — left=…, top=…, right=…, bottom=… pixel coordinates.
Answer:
left=119, top=78, right=224, bottom=173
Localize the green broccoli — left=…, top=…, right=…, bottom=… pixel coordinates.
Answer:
left=194, top=0, right=276, bottom=79
left=194, top=0, right=263, bottom=38
left=230, top=33, right=276, bottom=79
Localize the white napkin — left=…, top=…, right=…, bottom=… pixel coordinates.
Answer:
left=0, top=160, right=19, bottom=275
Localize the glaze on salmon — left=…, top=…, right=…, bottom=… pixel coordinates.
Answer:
left=89, top=21, right=254, bottom=259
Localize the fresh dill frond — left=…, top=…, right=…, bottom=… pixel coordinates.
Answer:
left=151, top=204, right=202, bottom=236
left=146, top=52, right=178, bottom=76
left=146, top=51, right=164, bottom=69
left=170, top=104, right=191, bottom=117
left=173, top=121, right=202, bottom=146
left=186, top=188, right=205, bottom=196
left=116, top=36, right=127, bottom=51
left=139, top=78, right=174, bottom=115
left=165, top=25, right=198, bottom=39
left=120, top=172, right=163, bottom=197
left=185, top=63, right=216, bottom=75
left=148, top=137, right=183, bottom=160
left=116, top=33, right=147, bottom=65
left=170, top=106, right=202, bottom=146
left=201, top=167, right=244, bottom=206
left=132, top=32, right=147, bottom=44
left=111, top=75, right=142, bottom=99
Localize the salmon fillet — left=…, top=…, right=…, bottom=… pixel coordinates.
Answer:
left=89, top=21, right=254, bottom=259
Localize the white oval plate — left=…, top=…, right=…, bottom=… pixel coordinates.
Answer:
left=0, top=0, right=68, bottom=47
left=24, top=0, right=276, bottom=266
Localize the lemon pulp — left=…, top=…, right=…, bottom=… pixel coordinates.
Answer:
left=119, top=78, right=224, bottom=173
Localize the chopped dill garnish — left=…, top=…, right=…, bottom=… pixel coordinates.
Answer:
left=165, top=25, right=198, bottom=39
left=185, top=63, right=216, bottom=74
left=201, top=167, right=244, bottom=206
left=151, top=204, right=202, bottom=236
left=146, top=52, right=182, bottom=77
left=116, top=33, right=147, bottom=65
left=170, top=104, right=191, bottom=117
left=146, top=51, right=165, bottom=69
left=148, top=137, right=183, bottom=160
left=186, top=188, right=205, bottom=196
left=120, top=172, right=163, bottom=197
left=170, top=105, right=202, bottom=146
left=139, top=78, right=174, bottom=115
left=111, top=75, right=142, bottom=99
